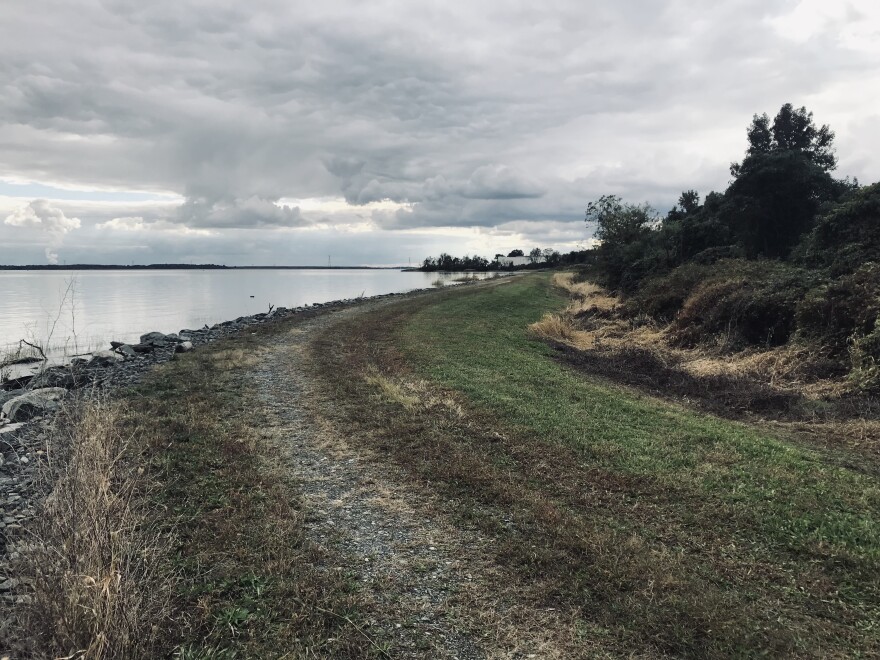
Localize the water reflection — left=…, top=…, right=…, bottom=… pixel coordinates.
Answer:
left=0, top=269, right=494, bottom=358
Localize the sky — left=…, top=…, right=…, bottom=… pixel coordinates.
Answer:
left=0, top=0, right=878, bottom=266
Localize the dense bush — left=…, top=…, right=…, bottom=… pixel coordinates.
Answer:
left=585, top=104, right=853, bottom=292
left=576, top=104, right=880, bottom=393
left=796, top=263, right=880, bottom=352
left=850, top=326, right=880, bottom=393
left=795, top=183, right=880, bottom=275
left=624, top=262, right=711, bottom=321
left=669, top=261, right=815, bottom=349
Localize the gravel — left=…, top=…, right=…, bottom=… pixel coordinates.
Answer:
left=253, top=304, right=488, bottom=659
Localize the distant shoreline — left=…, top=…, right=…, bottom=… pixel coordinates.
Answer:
left=0, top=264, right=403, bottom=271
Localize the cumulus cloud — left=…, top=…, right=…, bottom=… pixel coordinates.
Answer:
left=96, top=216, right=147, bottom=231
left=95, top=215, right=214, bottom=236
left=4, top=199, right=81, bottom=263
left=175, top=196, right=306, bottom=229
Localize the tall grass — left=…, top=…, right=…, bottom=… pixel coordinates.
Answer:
left=11, top=399, right=175, bottom=659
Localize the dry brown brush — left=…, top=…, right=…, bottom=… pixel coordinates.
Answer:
left=11, top=398, right=175, bottom=659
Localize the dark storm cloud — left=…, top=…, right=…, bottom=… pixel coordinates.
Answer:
left=0, top=0, right=877, bottom=256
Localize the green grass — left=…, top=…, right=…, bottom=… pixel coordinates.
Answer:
left=388, top=274, right=880, bottom=653
left=400, top=277, right=879, bottom=554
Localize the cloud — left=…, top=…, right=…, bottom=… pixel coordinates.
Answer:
left=95, top=215, right=214, bottom=236
left=461, top=165, right=546, bottom=200
left=0, top=0, right=878, bottom=264
left=176, top=196, right=306, bottom=228
left=96, top=216, right=147, bottom=231
left=4, top=199, right=81, bottom=263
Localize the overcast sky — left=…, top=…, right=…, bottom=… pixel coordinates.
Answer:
left=1, top=0, right=878, bottom=266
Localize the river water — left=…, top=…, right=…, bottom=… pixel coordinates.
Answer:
left=0, top=268, right=487, bottom=359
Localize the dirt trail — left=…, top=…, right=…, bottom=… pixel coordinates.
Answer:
left=251, top=302, right=573, bottom=659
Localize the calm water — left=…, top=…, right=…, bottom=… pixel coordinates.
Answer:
left=0, top=269, right=486, bottom=358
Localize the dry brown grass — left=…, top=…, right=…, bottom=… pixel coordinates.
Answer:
left=365, top=369, right=422, bottom=409
left=529, top=312, right=576, bottom=342
left=365, top=368, right=465, bottom=417
left=529, top=273, right=620, bottom=346
left=536, top=273, right=880, bottom=456
left=552, top=272, right=617, bottom=314
left=551, top=272, right=866, bottom=402
left=11, top=399, right=175, bottom=659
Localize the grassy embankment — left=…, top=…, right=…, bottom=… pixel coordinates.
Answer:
left=314, top=273, right=880, bottom=658
left=12, top=323, right=386, bottom=659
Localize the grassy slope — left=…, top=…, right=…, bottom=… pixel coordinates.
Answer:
left=387, top=274, right=879, bottom=655
left=400, top=276, right=878, bottom=560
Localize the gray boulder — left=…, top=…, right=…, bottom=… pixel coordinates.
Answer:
left=2, top=388, right=67, bottom=422
left=0, top=389, right=22, bottom=410
left=114, top=344, right=137, bottom=359
left=92, top=350, right=124, bottom=367
left=139, top=331, right=170, bottom=347
left=28, top=366, right=79, bottom=390
left=174, top=341, right=194, bottom=354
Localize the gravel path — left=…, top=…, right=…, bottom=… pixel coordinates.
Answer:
left=253, top=306, right=493, bottom=659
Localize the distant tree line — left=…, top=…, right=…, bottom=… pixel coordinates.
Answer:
left=420, top=247, right=571, bottom=271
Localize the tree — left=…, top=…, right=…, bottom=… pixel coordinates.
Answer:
left=542, top=248, right=561, bottom=266
left=528, top=247, right=543, bottom=263
left=587, top=195, right=656, bottom=246
left=795, top=181, right=875, bottom=275
left=731, top=103, right=836, bottom=177
left=726, top=104, right=844, bottom=258
left=586, top=195, right=660, bottom=290
left=659, top=190, right=734, bottom=268
left=679, top=190, right=700, bottom=215
left=507, top=249, right=524, bottom=257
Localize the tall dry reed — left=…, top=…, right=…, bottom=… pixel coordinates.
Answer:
left=12, top=398, right=175, bottom=659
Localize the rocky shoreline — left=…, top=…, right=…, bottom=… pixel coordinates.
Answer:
left=0, top=284, right=456, bottom=621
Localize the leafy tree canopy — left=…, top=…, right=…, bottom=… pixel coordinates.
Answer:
left=732, top=103, right=836, bottom=178
left=587, top=195, right=656, bottom=247
left=724, top=104, right=848, bottom=258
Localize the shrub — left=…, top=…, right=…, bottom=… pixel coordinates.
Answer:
left=669, top=260, right=815, bottom=349
left=796, top=263, right=880, bottom=353
left=625, top=262, right=711, bottom=321
left=796, top=183, right=880, bottom=275
left=850, top=326, right=880, bottom=393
